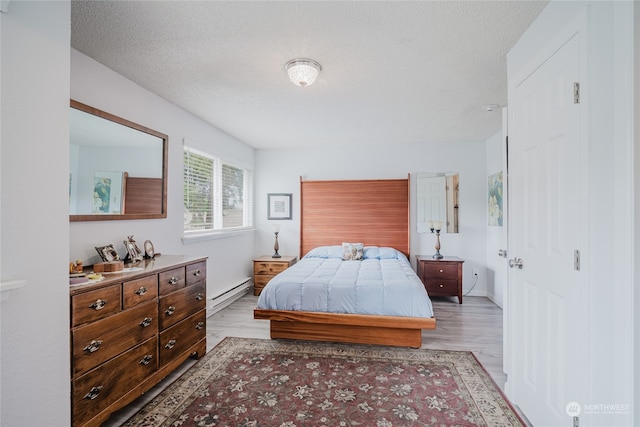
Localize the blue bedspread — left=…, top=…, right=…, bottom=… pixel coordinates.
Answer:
left=256, top=246, right=434, bottom=318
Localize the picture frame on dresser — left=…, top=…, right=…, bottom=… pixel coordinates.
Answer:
left=95, top=244, right=120, bottom=262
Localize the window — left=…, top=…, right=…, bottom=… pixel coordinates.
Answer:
left=184, top=147, right=253, bottom=234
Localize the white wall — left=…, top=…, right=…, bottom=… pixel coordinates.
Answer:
left=0, top=2, right=71, bottom=425
left=70, top=49, right=257, bottom=298
left=507, top=1, right=636, bottom=425
left=254, top=140, right=489, bottom=296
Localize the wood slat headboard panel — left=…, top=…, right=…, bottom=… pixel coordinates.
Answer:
left=300, top=177, right=410, bottom=259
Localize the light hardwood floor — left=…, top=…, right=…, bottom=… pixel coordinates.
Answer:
left=104, top=293, right=510, bottom=425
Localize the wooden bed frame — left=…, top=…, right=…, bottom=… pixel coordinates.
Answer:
left=254, top=176, right=436, bottom=347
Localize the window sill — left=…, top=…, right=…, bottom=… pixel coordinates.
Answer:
left=182, top=228, right=254, bottom=244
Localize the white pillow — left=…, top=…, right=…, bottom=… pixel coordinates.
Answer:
left=342, top=242, right=364, bottom=261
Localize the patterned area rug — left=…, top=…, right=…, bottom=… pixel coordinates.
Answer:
left=124, top=337, right=524, bottom=426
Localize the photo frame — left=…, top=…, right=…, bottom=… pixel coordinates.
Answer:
left=144, top=240, right=155, bottom=259
left=267, top=193, right=292, bottom=220
left=124, top=236, right=144, bottom=263
left=95, top=244, right=120, bottom=262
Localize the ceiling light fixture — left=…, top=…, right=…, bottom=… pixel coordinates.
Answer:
left=285, top=58, right=322, bottom=87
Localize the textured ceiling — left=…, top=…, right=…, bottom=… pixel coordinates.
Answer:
left=71, top=1, right=548, bottom=150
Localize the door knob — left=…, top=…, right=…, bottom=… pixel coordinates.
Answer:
left=498, top=249, right=508, bottom=258
left=508, top=258, right=524, bottom=269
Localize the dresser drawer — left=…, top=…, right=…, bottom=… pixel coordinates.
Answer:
left=424, top=279, right=459, bottom=295
left=158, top=281, right=206, bottom=330
left=424, top=262, right=459, bottom=279
left=159, top=267, right=186, bottom=295
left=71, top=337, right=157, bottom=426
left=71, top=300, right=158, bottom=377
left=71, top=284, right=122, bottom=327
left=159, top=310, right=206, bottom=367
left=123, top=275, right=158, bottom=308
left=186, top=261, right=206, bottom=285
left=254, top=261, right=290, bottom=276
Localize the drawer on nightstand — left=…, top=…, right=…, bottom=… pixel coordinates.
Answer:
left=425, top=279, right=459, bottom=295
left=254, top=262, right=289, bottom=275
left=424, top=263, right=459, bottom=278
left=254, top=275, right=271, bottom=288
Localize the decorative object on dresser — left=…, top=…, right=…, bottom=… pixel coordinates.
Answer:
left=252, top=255, right=297, bottom=296
left=95, top=244, right=120, bottom=262
left=416, top=255, right=464, bottom=304
left=69, top=255, right=207, bottom=427
left=143, top=240, right=155, bottom=259
left=124, top=235, right=144, bottom=262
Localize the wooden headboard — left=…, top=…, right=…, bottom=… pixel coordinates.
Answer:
left=300, top=177, right=410, bottom=259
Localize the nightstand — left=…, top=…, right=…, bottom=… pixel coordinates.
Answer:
left=252, top=255, right=297, bottom=296
left=416, top=255, right=465, bottom=304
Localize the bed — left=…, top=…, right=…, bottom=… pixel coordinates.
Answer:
left=253, top=177, right=436, bottom=347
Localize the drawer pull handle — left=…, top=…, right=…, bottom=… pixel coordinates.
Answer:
left=83, top=386, right=103, bottom=400
left=193, top=269, right=201, bottom=277
left=195, top=321, right=205, bottom=330
left=139, top=355, right=154, bottom=365
left=168, top=277, right=179, bottom=285
left=165, top=339, right=177, bottom=349
left=195, top=293, right=204, bottom=301
left=139, top=317, right=153, bottom=327
left=89, top=299, right=107, bottom=310
left=439, top=269, right=444, bottom=273
left=165, top=306, right=175, bottom=316
left=83, top=340, right=103, bottom=353
left=439, top=284, right=444, bottom=288
left=135, top=287, right=147, bottom=296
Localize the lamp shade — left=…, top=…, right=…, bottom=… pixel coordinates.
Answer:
left=285, top=59, right=322, bottom=87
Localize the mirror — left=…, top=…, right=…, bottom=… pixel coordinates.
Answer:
left=416, top=172, right=459, bottom=233
left=69, top=100, right=168, bottom=221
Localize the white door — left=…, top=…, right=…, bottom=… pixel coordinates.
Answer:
left=416, top=175, right=447, bottom=233
left=507, top=33, right=587, bottom=425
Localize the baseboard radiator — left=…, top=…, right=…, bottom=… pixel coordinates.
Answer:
left=207, top=277, right=251, bottom=317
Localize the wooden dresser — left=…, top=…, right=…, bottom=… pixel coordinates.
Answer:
left=70, top=255, right=207, bottom=427
left=252, top=255, right=297, bottom=295
left=416, top=255, right=464, bottom=304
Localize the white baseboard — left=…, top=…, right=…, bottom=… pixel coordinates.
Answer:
left=207, top=278, right=251, bottom=317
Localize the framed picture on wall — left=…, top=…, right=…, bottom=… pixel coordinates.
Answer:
left=267, top=193, right=292, bottom=220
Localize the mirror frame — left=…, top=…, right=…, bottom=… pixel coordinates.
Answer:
left=69, top=100, right=169, bottom=222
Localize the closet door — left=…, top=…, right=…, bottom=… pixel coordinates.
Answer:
left=507, top=30, right=588, bottom=425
